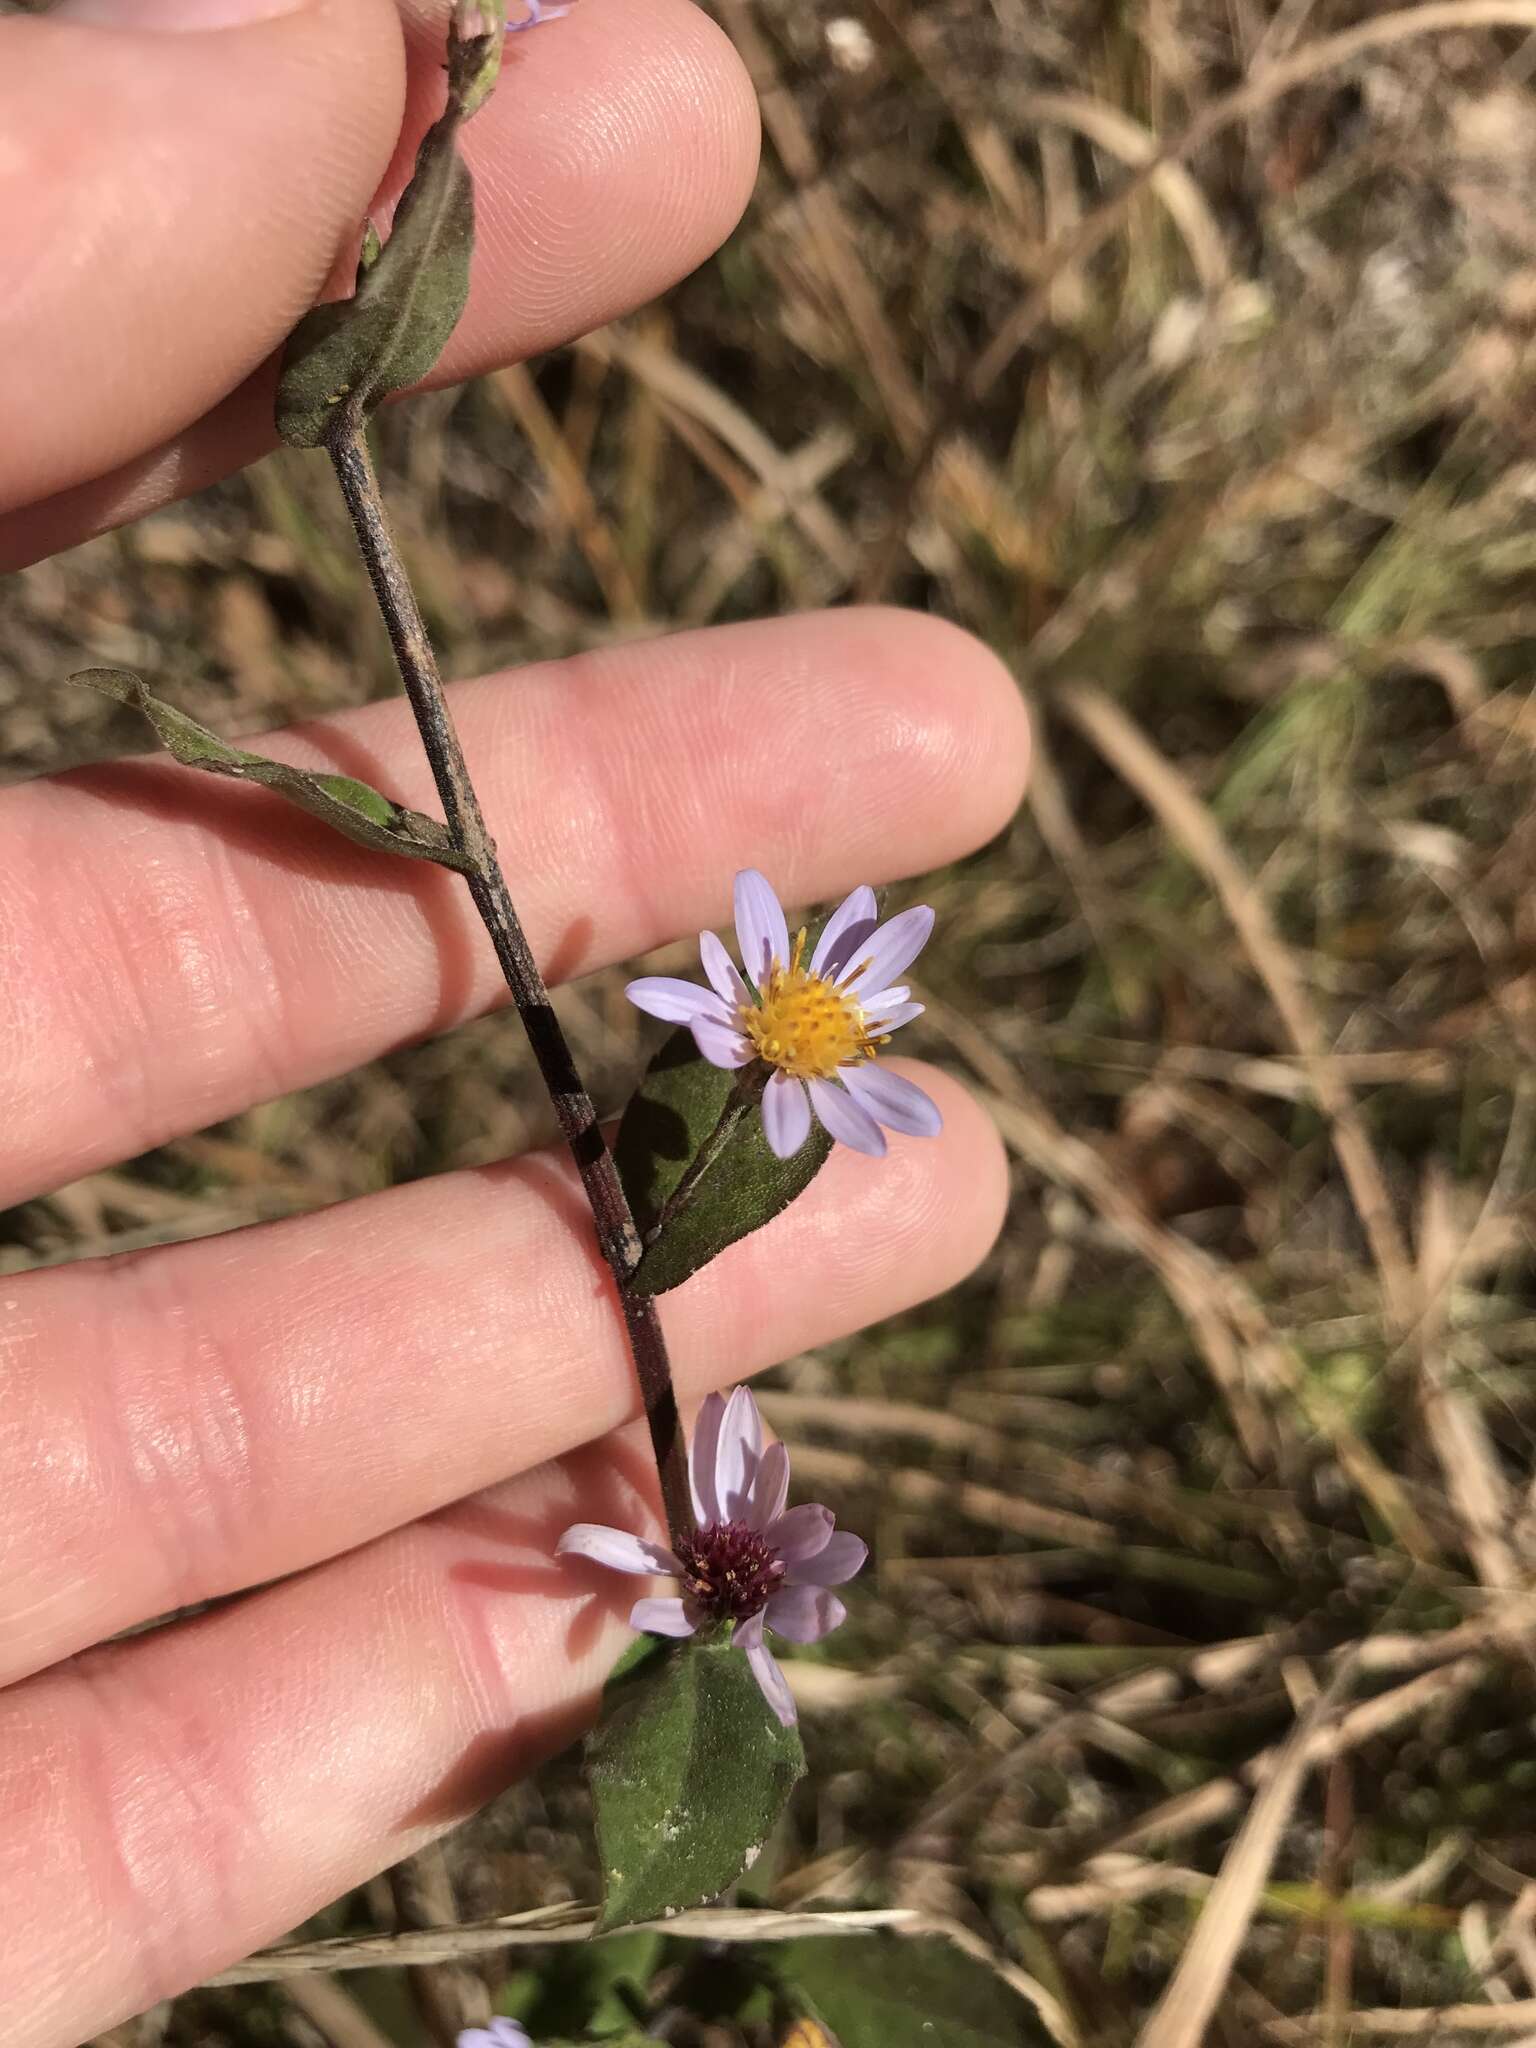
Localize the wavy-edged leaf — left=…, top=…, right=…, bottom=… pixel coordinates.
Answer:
left=588, top=1633, right=805, bottom=1934
left=75, top=669, right=471, bottom=872
left=615, top=1030, right=832, bottom=1294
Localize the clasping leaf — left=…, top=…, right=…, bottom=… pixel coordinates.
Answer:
left=587, top=1634, right=805, bottom=1933
left=614, top=1030, right=833, bottom=1294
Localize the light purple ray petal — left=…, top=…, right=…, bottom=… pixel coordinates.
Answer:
left=734, top=869, right=790, bottom=991
left=746, top=1641, right=798, bottom=1726
left=861, top=998, right=924, bottom=1033
left=761, top=1072, right=812, bottom=1158
left=808, top=1077, right=888, bottom=1157
left=691, top=1014, right=753, bottom=1069
left=457, top=2023, right=531, bottom=2048
left=841, top=904, right=936, bottom=999
left=557, top=1524, right=680, bottom=1576
left=766, top=1584, right=848, bottom=1643
left=626, top=976, right=730, bottom=1027
left=789, top=1529, right=868, bottom=1588
left=630, top=1596, right=696, bottom=1637
left=841, top=1063, right=943, bottom=1138
left=768, top=1501, right=834, bottom=1567
left=734, top=1613, right=798, bottom=1728
left=809, top=884, right=878, bottom=980
left=716, top=1384, right=764, bottom=1522
left=748, top=1442, right=790, bottom=1530
left=700, top=928, right=750, bottom=1007
left=689, top=1392, right=727, bottom=1524
left=508, top=1, right=571, bottom=28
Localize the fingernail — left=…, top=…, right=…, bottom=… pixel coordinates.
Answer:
left=53, top=0, right=306, bottom=28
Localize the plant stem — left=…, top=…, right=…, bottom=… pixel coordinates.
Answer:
left=643, top=1066, right=769, bottom=1249
left=326, top=417, right=692, bottom=1547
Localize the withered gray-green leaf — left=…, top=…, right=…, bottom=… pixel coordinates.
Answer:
left=74, top=670, right=472, bottom=872
left=275, top=121, right=474, bottom=447
left=587, top=1633, right=804, bottom=1934
left=274, top=12, right=503, bottom=445
left=615, top=1029, right=832, bottom=1295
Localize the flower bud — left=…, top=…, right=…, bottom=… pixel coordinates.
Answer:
left=449, top=0, right=505, bottom=118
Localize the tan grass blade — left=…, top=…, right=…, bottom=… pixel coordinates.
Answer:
left=975, top=1, right=1536, bottom=398
left=1020, top=92, right=1230, bottom=290
left=716, top=0, right=929, bottom=454
left=1059, top=681, right=1415, bottom=1325
left=211, top=1905, right=920, bottom=1982
left=1137, top=1664, right=1355, bottom=2048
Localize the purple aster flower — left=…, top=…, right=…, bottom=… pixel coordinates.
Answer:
left=458, top=2023, right=531, bottom=2048
left=626, top=869, right=942, bottom=1160
left=557, top=1386, right=867, bottom=1728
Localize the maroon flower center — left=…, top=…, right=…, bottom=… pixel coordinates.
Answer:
left=675, top=1520, right=785, bottom=1623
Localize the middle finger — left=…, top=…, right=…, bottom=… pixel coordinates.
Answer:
left=2, top=608, right=1026, bottom=1208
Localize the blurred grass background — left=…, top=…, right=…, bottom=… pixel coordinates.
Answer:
left=6, top=0, right=1536, bottom=2040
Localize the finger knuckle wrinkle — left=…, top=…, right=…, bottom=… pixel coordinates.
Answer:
left=46, top=827, right=193, bottom=1164
left=198, top=828, right=304, bottom=1111
left=42, top=802, right=294, bottom=1170
left=66, top=1657, right=248, bottom=2006
left=109, top=1253, right=260, bottom=1608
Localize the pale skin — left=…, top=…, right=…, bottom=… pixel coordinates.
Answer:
left=0, top=0, right=1031, bottom=2040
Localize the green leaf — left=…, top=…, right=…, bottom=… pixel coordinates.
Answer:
left=274, top=13, right=503, bottom=446
left=615, top=1029, right=833, bottom=1294
left=518, top=1928, right=663, bottom=2039
left=588, top=1632, right=805, bottom=1934
left=584, top=1931, right=665, bottom=2036
left=75, top=669, right=472, bottom=873
left=766, top=1934, right=1056, bottom=2048
left=356, top=217, right=383, bottom=281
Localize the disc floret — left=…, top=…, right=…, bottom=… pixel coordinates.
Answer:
left=737, top=926, right=886, bottom=1082
left=675, top=1519, right=786, bottom=1624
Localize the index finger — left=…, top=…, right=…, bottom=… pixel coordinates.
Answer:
left=0, top=0, right=759, bottom=564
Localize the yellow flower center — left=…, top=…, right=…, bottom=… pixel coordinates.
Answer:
left=738, top=929, right=886, bottom=1082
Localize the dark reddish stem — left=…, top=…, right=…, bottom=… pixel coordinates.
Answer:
left=326, top=417, right=692, bottom=1548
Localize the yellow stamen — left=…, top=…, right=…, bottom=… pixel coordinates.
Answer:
left=738, top=930, right=885, bottom=1082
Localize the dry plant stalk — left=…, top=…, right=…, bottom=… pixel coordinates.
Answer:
left=1136, top=1662, right=1357, bottom=2048
left=1057, top=680, right=1415, bottom=1324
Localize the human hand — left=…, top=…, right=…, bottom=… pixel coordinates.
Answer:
left=0, top=2, right=1029, bottom=2040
